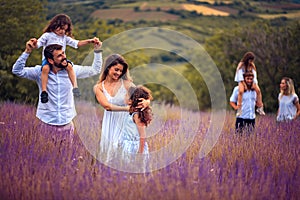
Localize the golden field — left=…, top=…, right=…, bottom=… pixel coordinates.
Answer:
left=182, top=4, right=230, bottom=16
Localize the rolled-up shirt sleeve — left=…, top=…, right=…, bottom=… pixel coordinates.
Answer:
left=74, top=51, right=102, bottom=78
left=230, top=87, right=238, bottom=103
left=12, top=52, right=40, bottom=81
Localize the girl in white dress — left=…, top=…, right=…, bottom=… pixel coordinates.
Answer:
left=277, top=77, right=300, bottom=122
left=119, top=86, right=153, bottom=171
left=94, top=54, right=149, bottom=163
left=234, top=52, right=265, bottom=116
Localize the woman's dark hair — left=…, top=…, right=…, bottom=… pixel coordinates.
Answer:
left=98, top=54, right=132, bottom=83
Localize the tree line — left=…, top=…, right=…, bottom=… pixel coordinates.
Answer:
left=1, top=0, right=299, bottom=113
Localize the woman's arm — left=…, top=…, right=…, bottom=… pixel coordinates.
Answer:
left=293, top=97, right=300, bottom=120
left=93, top=84, right=129, bottom=112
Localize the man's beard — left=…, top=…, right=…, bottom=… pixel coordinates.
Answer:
left=55, top=58, right=68, bottom=69
left=246, top=83, right=254, bottom=90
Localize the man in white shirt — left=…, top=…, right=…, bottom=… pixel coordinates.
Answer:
left=12, top=38, right=102, bottom=139
left=230, top=72, right=257, bottom=134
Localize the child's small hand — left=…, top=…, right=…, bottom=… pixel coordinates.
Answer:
left=93, top=37, right=102, bottom=50
left=94, top=37, right=101, bottom=45
left=90, top=37, right=100, bottom=45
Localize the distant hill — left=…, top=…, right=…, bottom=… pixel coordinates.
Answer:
left=91, top=1, right=300, bottom=21
left=91, top=8, right=180, bottom=22
left=47, top=0, right=300, bottom=23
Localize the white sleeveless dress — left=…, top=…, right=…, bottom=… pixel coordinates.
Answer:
left=119, top=112, right=149, bottom=172
left=100, top=80, right=128, bottom=163
left=119, top=112, right=149, bottom=154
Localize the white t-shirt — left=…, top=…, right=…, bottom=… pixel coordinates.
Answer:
left=37, top=32, right=79, bottom=60
left=277, top=93, right=299, bottom=122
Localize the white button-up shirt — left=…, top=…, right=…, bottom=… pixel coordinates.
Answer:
left=12, top=51, right=102, bottom=125
left=230, top=86, right=257, bottom=119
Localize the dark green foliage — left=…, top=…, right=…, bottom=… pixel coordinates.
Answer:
left=0, top=0, right=45, bottom=104
left=203, top=20, right=300, bottom=112
left=1, top=0, right=300, bottom=113
left=0, top=0, right=45, bottom=67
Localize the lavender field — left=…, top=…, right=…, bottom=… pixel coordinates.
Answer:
left=0, top=101, right=299, bottom=200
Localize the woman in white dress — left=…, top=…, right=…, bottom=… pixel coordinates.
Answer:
left=277, top=77, right=300, bottom=122
left=94, top=54, right=149, bottom=163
